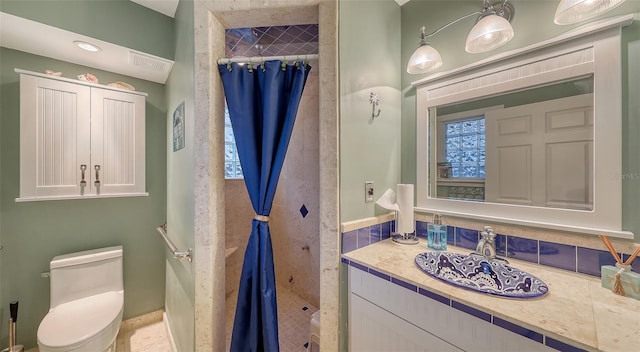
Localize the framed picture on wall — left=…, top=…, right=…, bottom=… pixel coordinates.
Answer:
left=173, top=101, right=185, bottom=152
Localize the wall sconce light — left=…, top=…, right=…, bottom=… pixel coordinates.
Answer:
left=407, top=0, right=515, bottom=75
left=554, top=0, right=627, bottom=25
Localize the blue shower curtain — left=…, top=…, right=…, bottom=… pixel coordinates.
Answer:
left=218, top=60, right=311, bottom=352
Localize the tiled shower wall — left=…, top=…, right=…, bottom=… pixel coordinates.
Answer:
left=224, top=60, right=320, bottom=308
left=224, top=180, right=253, bottom=298
left=271, top=60, right=320, bottom=307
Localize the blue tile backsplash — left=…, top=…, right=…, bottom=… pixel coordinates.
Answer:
left=577, top=247, right=619, bottom=276
left=370, top=224, right=381, bottom=244
left=357, top=227, right=370, bottom=249
left=623, top=253, right=640, bottom=273
left=539, top=241, right=576, bottom=271
left=381, top=221, right=391, bottom=240
left=507, top=236, right=538, bottom=263
left=341, top=219, right=628, bottom=279
left=495, top=234, right=507, bottom=257
left=456, top=228, right=479, bottom=250
left=415, top=221, right=428, bottom=239
left=341, top=230, right=358, bottom=253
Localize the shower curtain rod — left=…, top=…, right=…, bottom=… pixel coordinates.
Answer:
left=216, top=54, right=318, bottom=65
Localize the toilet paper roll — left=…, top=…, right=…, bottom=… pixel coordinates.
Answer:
left=396, top=184, right=414, bottom=234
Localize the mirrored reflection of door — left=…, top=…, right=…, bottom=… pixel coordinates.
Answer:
left=485, top=94, right=593, bottom=210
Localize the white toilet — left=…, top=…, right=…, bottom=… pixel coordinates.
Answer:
left=37, top=246, right=124, bottom=352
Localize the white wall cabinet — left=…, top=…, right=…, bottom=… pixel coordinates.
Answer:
left=349, top=267, right=555, bottom=352
left=17, top=69, right=148, bottom=201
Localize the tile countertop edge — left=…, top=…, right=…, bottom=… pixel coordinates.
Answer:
left=342, top=239, right=640, bottom=352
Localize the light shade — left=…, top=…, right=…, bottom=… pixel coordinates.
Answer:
left=407, top=43, right=443, bottom=74
left=554, top=0, right=626, bottom=25
left=465, top=14, right=514, bottom=53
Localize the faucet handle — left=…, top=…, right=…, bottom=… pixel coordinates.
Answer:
left=482, top=226, right=496, bottom=242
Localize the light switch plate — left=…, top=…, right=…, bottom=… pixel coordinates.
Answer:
left=365, top=181, right=374, bottom=203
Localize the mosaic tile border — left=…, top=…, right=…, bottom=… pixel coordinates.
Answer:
left=341, top=258, right=587, bottom=352
left=341, top=221, right=640, bottom=278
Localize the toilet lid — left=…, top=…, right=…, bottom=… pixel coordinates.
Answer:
left=38, top=291, right=123, bottom=349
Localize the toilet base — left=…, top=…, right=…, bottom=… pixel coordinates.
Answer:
left=106, top=338, right=116, bottom=352
left=38, top=336, right=117, bottom=352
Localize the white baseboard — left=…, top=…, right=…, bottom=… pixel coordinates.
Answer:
left=163, top=312, right=178, bottom=352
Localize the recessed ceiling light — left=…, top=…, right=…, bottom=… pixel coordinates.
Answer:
left=74, top=41, right=101, bottom=52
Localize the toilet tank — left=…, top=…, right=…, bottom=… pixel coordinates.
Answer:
left=49, top=246, right=123, bottom=308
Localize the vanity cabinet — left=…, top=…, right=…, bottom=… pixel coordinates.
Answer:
left=17, top=69, right=147, bottom=201
left=349, top=266, right=555, bottom=352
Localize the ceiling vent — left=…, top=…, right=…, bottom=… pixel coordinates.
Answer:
left=129, top=51, right=172, bottom=73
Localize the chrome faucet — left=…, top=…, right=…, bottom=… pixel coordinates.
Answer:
left=475, top=226, right=498, bottom=260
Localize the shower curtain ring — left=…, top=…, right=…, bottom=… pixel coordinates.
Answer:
left=248, top=59, right=254, bottom=73
left=226, top=59, right=232, bottom=72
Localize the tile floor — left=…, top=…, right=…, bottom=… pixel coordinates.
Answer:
left=28, top=285, right=315, bottom=352
left=226, top=285, right=319, bottom=352
left=115, top=320, right=173, bottom=352
left=26, top=319, right=172, bottom=352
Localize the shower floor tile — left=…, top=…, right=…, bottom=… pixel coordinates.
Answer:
left=226, top=285, right=319, bottom=352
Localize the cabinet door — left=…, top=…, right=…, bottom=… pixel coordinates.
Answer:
left=350, top=293, right=462, bottom=352
left=20, top=75, right=91, bottom=198
left=90, top=88, right=146, bottom=195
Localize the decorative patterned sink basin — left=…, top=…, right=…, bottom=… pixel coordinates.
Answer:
left=415, top=252, right=549, bottom=298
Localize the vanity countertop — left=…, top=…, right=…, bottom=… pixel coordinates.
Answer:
left=343, top=239, right=640, bottom=352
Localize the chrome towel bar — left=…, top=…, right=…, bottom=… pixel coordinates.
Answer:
left=155, top=223, right=192, bottom=262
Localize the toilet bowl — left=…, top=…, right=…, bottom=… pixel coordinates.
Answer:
left=37, top=246, right=124, bottom=352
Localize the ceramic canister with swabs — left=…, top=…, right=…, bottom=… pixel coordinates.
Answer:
left=599, top=235, right=640, bottom=301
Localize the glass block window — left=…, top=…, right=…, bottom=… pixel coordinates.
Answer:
left=444, top=117, right=485, bottom=179
left=224, top=107, right=243, bottom=179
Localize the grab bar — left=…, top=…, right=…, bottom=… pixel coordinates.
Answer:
left=155, top=223, right=192, bottom=262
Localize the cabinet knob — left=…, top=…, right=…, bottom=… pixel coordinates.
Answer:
left=94, top=165, right=101, bottom=185
left=80, top=164, right=87, bottom=186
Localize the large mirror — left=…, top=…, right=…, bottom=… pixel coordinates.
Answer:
left=429, top=76, right=594, bottom=211
left=414, top=17, right=634, bottom=238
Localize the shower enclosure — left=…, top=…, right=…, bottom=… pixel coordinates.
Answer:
left=223, top=24, right=321, bottom=350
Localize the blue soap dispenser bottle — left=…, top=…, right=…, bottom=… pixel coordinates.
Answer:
left=427, top=214, right=447, bottom=251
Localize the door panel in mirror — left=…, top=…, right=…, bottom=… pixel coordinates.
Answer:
left=430, top=77, right=593, bottom=211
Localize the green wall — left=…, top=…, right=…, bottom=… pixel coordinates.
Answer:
left=164, top=1, right=195, bottom=351
left=0, top=48, right=167, bottom=349
left=400, top=1, right=640, bottom=241
left=339, top=0, right=402, bottom=222
left=339, top=0, right=401, bottom=350
left=0, top=0, right=175, bottom=60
